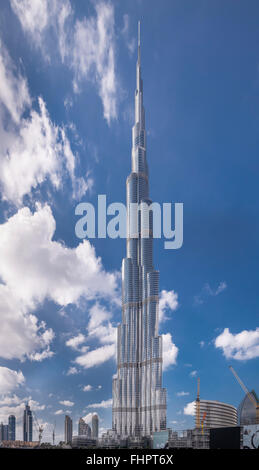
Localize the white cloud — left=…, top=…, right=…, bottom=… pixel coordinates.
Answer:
left=59, top=400, right=74, bottom=407
left=75, top=343, right=116, bottom=369
left=159, top=289, right=179, bottom=322
left=54, top=409, right=64, bottom=415
left=190, top=370, right=197, bottom=377
left=121, top=14, right=136, bottom=56
left=83, top=385, right=92, bottom=392
left=82, top=412, right=98, bottom=424
left=194, top=281, right=227, bottom=305
left=11, top=0, right=118, bottom=124
left=184, top=401, right=196, bottom=416
left=0, top=41, right=91, bottom=205
left=0, top=204, right=118, bottom=361
left=66, top=367, right=79, bottom=376
left=199, top=341, right=205, bottom=348
left=0, top=367, right=25, bottom=394
left=176, top=391, right=190, bottom=397
left=66, top=334, right=86, bottom=351
left=162, top=333, right=179, bottom=370
left=214, top=327, right=259, bottom=360
left=87, top=398, right=112, bottom=409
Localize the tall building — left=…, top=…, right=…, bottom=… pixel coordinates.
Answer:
left=23, top=403, right=33, bottom=442
left=92, top=413, right=99, bottom=439
left=238, top=390, right=259, bottom=425
left=196, top=400, right=237, bottom=428
left=112, top=23, right=167, bottom=438
left=0, top=423, right=9, bottom=441
left=64, top=415, right=73, bottom=444
left=78, top=417, right=91, bottom=437
left=8, top=415, right=16, bottom=441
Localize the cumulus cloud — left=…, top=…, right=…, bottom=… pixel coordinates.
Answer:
left=83, top=385, right=92, bottom=392
left=59, top=400, right=74, bottom=407
left=190, top=370, right=197, bottom=377
left=184, top=401, right=196, bottom=416
left=162, top=333, right=179, bottom=370
left=0, top=367, right=25, bottom=394
left=176, top=391, right=190, bottom=397
left=66, top=334, right=87, bottom=351
left=11, top=0, right=118, bottom=124
left=54, top=409, right=64, bottom=415
left=159, top=289, right=179, bottom=322
left=0, top=204, right=118, bottom=361
left=82, top=412, right=99, bottom=424
left=0, top=40, right=91, bottom=205
left=87, top=398, right=112, bottom=409
left=75, top=343, right=116, bottom=369
left=66, top=367, right=79, bottom=376
left=214, top=327, right=259, bottom=360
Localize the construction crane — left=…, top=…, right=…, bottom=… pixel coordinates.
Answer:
left=32, top=410, right=44, bottom=444
left=229, top=365, right=259, bottom=425
left=196, top=377, right=201, bottom=429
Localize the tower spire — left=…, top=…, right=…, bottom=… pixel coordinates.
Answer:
left=138, top=20, right=141, bottom=64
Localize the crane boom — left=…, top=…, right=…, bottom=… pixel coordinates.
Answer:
left=229, top=365, right=259, bottom=424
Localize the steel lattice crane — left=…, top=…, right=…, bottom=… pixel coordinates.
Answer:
left=229, top=365, right=259, bottom=425
left=32, top=410, right=44, bottom=444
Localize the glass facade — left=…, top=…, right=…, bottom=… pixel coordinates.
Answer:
left=23, top=403, right=33, bottom=442
left=112, top=24, right=167, bottom=438
left=238, top=391, right=258, bottom=425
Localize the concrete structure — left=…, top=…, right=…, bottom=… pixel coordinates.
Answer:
left=64, top=415, right=73, bottom=444
left=92, top=413, right=99, bottom=439
left=8, top=415, right=16, bottom=441
left=78, top=417, right=91, bottom=437
left=238, top=390, right=259, bottom=425
left=112, top=22, right=166, bottom=438
left=168, top=429, right=210, bottom=449
left=72, top=435, right=96, bottom=448
left=197, top=400, right=237, bottom=428
left=23, top=403, right=33, bottom=442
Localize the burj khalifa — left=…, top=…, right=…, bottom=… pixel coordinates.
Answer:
left=112, top=23, right=167, bottom=438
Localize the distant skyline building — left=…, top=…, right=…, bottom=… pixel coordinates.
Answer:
left=92, top=413, right=99, bottom=439
left=112, top=22, right=167, bottom=437
left=197, top=400, right=237, bottom=428
left=23, top=403, right=33, bottom=442
left=0, top=423, right=9, bottom=441
left=64, top=415, right=73, bottom=444
left=238, top=390, right=259, bottom=425
left=78, top=417, right=91, bottom=437
left=8, top=415, right=16, bottom=441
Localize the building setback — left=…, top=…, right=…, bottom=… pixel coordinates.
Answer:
left=112, top=23, right=167, bottom=438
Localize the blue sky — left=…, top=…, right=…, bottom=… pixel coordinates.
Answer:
left=0, top=0, right=258, bottom=442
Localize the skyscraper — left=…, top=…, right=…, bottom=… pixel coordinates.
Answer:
left=78, top=417, right=91, bottom=437
left=0, top=423, right=9, bottom=441
left=112, top=23, right=167, bottom=438
left=92, top=413, right=99, bottom=439
left=64, top=415, right=73, bottom=444
left=8, top=415, right=16, bottom=441
left=23, top=403, right=33, bottom=442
